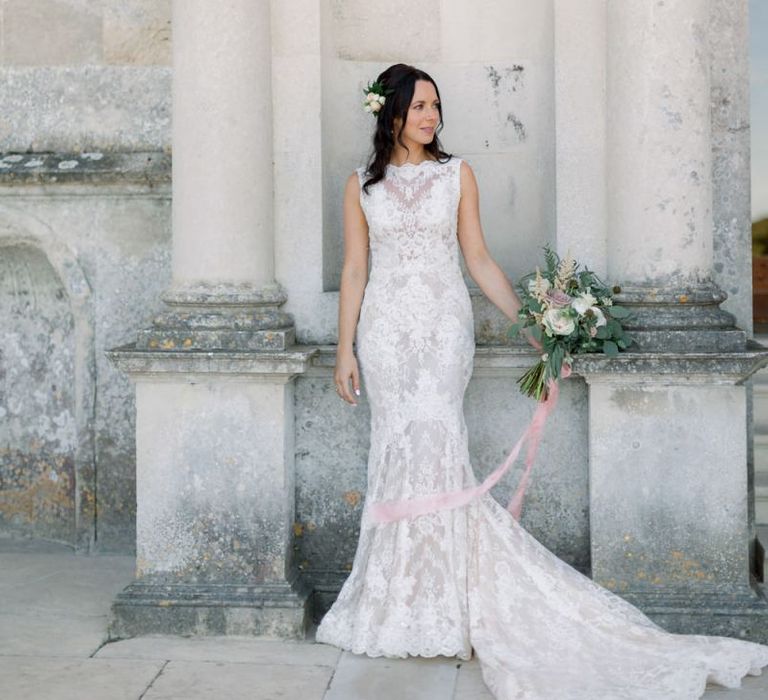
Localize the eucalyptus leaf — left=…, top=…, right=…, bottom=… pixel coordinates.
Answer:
left=608, top=305, right=631, bottom=318
left=602, top=340, right=619, bottom=356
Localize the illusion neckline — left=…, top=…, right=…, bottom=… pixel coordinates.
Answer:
left=387, top=158, right=439, bottom=169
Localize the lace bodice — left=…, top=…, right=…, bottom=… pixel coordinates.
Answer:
left=356, top=157, right=463, bottom=273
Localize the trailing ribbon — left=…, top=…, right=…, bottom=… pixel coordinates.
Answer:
left=369, top=363, right=572, bottom=524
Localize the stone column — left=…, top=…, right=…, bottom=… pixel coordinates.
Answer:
left=578, top=0, right=768, bottom=640
left=605, top=0, right=742, bottom=352
left=106, top=0, right=316, bottom=639
left=137, top=0, right=292, bottom=353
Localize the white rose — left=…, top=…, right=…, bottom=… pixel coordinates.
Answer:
left=572, top=292, right=598, bottom=315
left=527, top=277, right=551, bottom=293
left=542, top=308, right=576, bottom=336
left=367, top=92, right=376, bottom=101
left=378, top=95, right=386, bottom=104
left=589, top=306, right=607, bottom=327
left=370, top=100, right=381, bottom=112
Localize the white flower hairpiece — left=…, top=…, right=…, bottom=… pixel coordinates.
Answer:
left=362, top=79, right=393, bottom=117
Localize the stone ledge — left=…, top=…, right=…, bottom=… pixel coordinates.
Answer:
left=106, top=343, right=319, bottom=378
left=107, top=341, right=768, bottom=383
left=575, top=339, right=768, bottom=383
left=0, top=150, right=170, bottom=188
left=300, top=342, right=768, bottom=383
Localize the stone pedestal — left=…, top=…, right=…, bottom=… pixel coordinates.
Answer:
left=105, top=349, right=318, bottom=639
left=578, top=348, right=768, bottom=640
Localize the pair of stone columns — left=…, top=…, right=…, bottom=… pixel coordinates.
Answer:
left=108, top=0, right=768, bottom=641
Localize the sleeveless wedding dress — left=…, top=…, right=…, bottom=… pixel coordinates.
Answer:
left=315, top=155, right=768, bottom=699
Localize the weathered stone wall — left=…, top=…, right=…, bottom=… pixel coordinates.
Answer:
left=0, top=0, right=171, bottom=152
left=0, top=1, right=172, bottom=551
left=0, top=245, right=77, bottom=541
left=0, top=1, right=759, bottom=568
left=0, top=159, right=171, bottom=552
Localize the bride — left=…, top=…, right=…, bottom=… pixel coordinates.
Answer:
left=315, top=62, right=768, bottom=699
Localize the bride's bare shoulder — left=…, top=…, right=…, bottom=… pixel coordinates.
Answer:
left=458, top=159, right=478, bottom=199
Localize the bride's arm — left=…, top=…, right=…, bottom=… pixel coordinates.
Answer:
left=457, top=161, right=541, bottom=351
left=336, top=173, right=370, bottom=405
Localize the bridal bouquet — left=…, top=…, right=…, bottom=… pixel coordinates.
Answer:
left=508, top=245, right=635, bottom=401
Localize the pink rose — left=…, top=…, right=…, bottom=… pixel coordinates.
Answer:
left=545, top=289, right=572, bottom=308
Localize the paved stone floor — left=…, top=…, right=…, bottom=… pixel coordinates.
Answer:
left=2, top=537, right=768, bottom=699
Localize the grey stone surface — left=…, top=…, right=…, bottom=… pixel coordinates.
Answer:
left=0, top=657, right=165, bottom=700
left=0, top=150, right=171, bottom=186
left=612, top=281, right=747, bottom=352
left=2, top=544, right=768, bottom=698
left=0, top=245, right=78, bottom=543
left=0, top=157, right=171, bottom=553
left=105, top=342, right=319, bottom=638
left=1, top=0, right=103, bottom=67
left=143, top=660, right=333, bottom=700
left=454, top=661, right=495, bottom=700
left=0, top=545, right=134, bottom=657
left=103, top=0, right=172, bottom=66
left=133, top=282, right=298, bottom=352
left=324, top=651, right=460, bottom=700
left=709, top=0, right=752, bottom=336
left=108, top=580, right=311, bottom=641
left=96, top=634, right=340, bottom=666
left=588, top=381, right=751, bottom=589
left=0, top=67, right=170, bottom=152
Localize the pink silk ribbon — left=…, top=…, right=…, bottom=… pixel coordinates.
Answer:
left=369, top=363, right=572, bottom=524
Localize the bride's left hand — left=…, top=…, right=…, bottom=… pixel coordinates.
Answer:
left=525, top=332, right=543, bottom=351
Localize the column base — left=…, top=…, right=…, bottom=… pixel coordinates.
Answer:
left=136, top=326, right=296, bottom=352
left=107, top=579, right=311, bottom=640
left=135, top=282, right=296, bottom=352
left=615, top=281, right=746, bottom=352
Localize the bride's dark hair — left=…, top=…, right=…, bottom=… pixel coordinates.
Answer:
left=361, top=63, right=452, bottom=195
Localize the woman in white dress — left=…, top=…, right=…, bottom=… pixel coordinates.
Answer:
left=315, top=63, right=768, bottom=699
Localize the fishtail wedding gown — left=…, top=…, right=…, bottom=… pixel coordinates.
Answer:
left=315, top=155, right=768, bottom=699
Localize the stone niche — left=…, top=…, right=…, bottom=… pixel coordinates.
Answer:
left=0, top=244, right=78, bottom=543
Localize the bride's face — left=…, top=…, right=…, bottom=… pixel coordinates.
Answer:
left=393, top=79, right=440, bottom=147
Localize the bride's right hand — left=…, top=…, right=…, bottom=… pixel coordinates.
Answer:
left=334, top=349, right=361, bottom=406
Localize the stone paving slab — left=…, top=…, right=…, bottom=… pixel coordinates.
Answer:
left=0, top=656, right=164, bottom=700
left=0, top=610, right=110, bottom=657
left=0, top=567, right=130, bottom=617
left=702, top=672, right=768, bottom=698
left=2, top=546, right=768, bottom=699
left=454, top=661, right=495, bottom=700
left=141, top=659, right=333, bottom=700
left=323, top=650, right=460, bottom=700
left=96, top=634, right=340, bottom=667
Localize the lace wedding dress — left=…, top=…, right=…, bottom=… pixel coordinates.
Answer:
left=315, top=156, right=768, bottom=699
